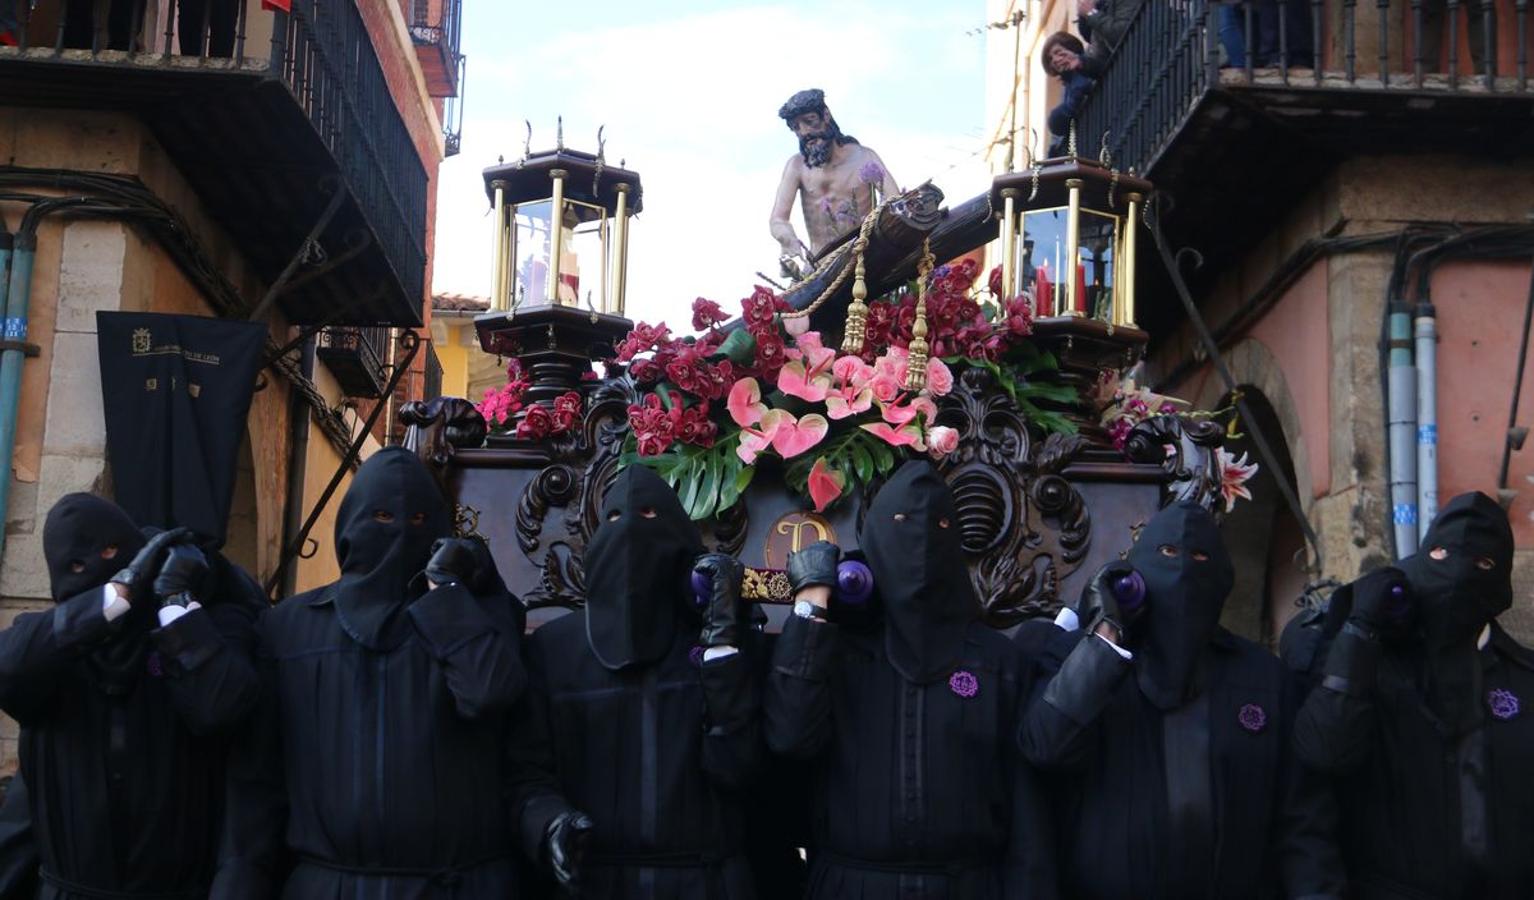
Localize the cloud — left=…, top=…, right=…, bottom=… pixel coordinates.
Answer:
left=431, top=2, right=989, bottom=329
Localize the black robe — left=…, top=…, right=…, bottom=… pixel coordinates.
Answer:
left=510, top=610, right=764, bottom=899
left=765, top=615, right=1054, bottom=899
left=0, top=773, right=39, bottom=900
left=211, top=581, right=527, bottom=899
left=1293, top=623, right=1534, bottom=899
left=1020, top=625, right=1342, bottom=900
left=0, top=583, right=261, bottom=899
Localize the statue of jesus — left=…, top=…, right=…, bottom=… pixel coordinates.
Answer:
left=770, top=89, right=900, bottom=274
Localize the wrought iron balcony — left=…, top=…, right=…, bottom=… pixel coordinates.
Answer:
left=316, top=326, right=390, bottom=398
left=0, top=0, right=431, bottom=327
left=408, top=0, right=462, bottom=97
left=1063, top=0, right=1534, bottom=334
left=423, top=341, right=444, bottom=401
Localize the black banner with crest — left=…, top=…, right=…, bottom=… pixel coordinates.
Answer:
left=96, top=312, right=267, bottom=546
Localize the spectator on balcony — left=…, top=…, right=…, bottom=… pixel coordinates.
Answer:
left=1077, top=0, right=1145, bottom=73
left=61, top=0, right=141, bottom=51
left=1420, top=0, right=1496, bottom=75
left=1219, top=1, right=1315, bottom=69
left=177, top=0, right=238, bottom=57
left=1042, top=31, right=1096, bottom=155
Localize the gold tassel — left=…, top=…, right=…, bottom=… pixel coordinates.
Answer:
left=840, top=243, right=869, bottom=354
left=904, top=240, right=935, bottom=391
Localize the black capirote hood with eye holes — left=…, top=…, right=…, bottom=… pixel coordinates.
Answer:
left=583, top=465, right=704, bottom=671
left=1125, top=501, right=1235, bottom=710
left=860, top=461, right=979, bottom=684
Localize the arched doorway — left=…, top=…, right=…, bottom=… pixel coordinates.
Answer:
left=1217, top=387, right=1309, bottom=648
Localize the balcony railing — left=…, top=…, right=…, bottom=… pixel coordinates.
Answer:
left=423, top=341, right=443, bottom=400
left=408, top=0, right=461, bottom=97
left=317, top=326, right=390, bottom=398
left=1073, top=0, right=1534, bottom=176
left=1, top=0, right=430, bottom=326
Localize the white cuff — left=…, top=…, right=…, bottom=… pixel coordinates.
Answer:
left=157, top=601, right=202, bottom=627
left=102, top=585, right=131, bottom=622
left=702, top=646, right=739, bottom=662
left=1094, top=633, right=1133, bottom=660
left=1054, top=607, right=1080, bottom=631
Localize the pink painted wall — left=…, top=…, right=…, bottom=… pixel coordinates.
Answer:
left=1248, top=261, right=1332, bottom=499
left=1429, top=259, right=1534, bottom=543
left=1173, top=259, right=1333, bottom=500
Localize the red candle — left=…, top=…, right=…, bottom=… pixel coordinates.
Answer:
left=1075, top=263, right=1088, bottom=315
left=1034, top=264, right=1052, bottom=318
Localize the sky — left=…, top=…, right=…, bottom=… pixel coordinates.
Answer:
left=430, top=0, right=995, bottom=330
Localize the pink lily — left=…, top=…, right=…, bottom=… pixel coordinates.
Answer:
left=770, top=412, right=829, bottom=458
left=736, top=408, right=788, bottom=464
left=824, top=381, right=874, bottom=420
left=861, top=421, right=926, bottom=451
left=778, top=333, right=837, bottom=403
left=727, top=377, right=767, bottom=428
left=1217, top=448, right=1259, bottom=512
left=807, top=457, right=847, bottom=512
left=880, top=396, right=938, bottom=428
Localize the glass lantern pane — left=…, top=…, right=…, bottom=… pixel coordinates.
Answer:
left=1019, top=208, right=1068, bottom=315
left=512, top=200, right=555, bottom=306
left=559, top=199, right=608, bottom=310
left=1079, top=210, right=1118, bottom=320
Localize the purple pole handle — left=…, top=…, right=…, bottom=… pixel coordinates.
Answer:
left=1386, top=583, right=1410, bottom=620
left=835, top=560, right=874, bottom=607
left=689, top=569, right=711, bottom=609
left=1113, top=570, right=1147, bottom=613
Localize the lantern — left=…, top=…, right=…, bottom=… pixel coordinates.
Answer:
left=990, top=156, right=1150, bottom=328
left=482, top=147, right=641, bottom=315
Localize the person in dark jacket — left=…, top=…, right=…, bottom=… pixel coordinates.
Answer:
left=1020, top=501, right=1343, bottom=899
left=509, top=465, right=764, bottom=898
left=212, top=447, right=527, bottom=898
left=1077, top=0, right=1145, bottom=72
left=765, top=461, right=1056, bottom=899
left=1293, top=491, right=1534, bottom=899
left=0, top=493, right=262, bottom=899
left=1042, top=31, right=1096, bottom=153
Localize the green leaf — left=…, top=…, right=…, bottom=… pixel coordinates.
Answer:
left=718, top=454, right=746, bottom=509
left=693, top=452, right=721, bottom=520
left=869, top=439, right=895, bottom=473
left=676, top=457, right=703, bottom=514
left=713, top=328, right=757, bottom=364
left=850, top=441, right=873, bottom=483
left=655, top=384, right=677, bottom=411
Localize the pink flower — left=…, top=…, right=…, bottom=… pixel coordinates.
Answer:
left=807, top=457, right=847, bottom=512
left=881, top=396, right=937, bottom=428
left=1218, top=448, right=1259, bottom=512
left=778, top=333, right=836, bottom=403
left=727, top=378, right=767, bottom=427
left=832, top=355, right=873, bottom=387
left=675, top=403, right=718, bottom=448
left=861, top=421, right=926, bottom=450
left=516, top=405, right=554, bottom=441
left=869, top=373, right=903, bottom=404
left=783, top=315, right=811, bottom=337
left=824, top=382, right=874, bottom=420
left=691, top=297, right=728, bottom=331
left=551, top=391, right=583, bottom=433
left=736, top=409, right=788, bottom=464
left=628, top=395, right=678, bottom=457
left=926, top=425, right=960, bottom=458
left=924, top=358, right=953, bottom=396
left=770, top=412, right=829, bottom=459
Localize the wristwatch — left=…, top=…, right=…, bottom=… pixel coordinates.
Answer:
left=793, top=599, right=822, bottom=620
left=160, top=591, right=196, bottom=610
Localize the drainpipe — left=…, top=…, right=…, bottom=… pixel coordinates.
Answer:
left=1387, top=300, right=1419, bottom=557
left=1415, top=299, right=1439, bottom=538
left=278, top=335, right=315, bottom=600
left=0, top=226, right=34, bottom=568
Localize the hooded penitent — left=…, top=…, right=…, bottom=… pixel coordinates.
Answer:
left=1398, top=491, right=1514, bottom=735
left=43, top=493, right=156, bottom=692
left=43, top=493, right=147, bottom=602
left=860, top=461, right=979, bottom=683
left=584, top=465, right=704, bottom=671
left=332, top=447, right=451, bottom=650
left=1125, top=501, right=1235, bottom=710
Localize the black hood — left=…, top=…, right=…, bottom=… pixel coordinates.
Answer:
left=584, top=466, right=703, bottom=671
left=44, top=493, right=147, bottom=602
left=1125, top=501, right=1234, bottom=710
left=861, top=461, right=979, bottom=683
left=1398, top=491, right=1514, bottom=735
left=332, top=448, right=451, bottom=650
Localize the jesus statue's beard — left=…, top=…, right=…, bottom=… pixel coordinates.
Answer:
left=798, top=128, right=836, bottom=168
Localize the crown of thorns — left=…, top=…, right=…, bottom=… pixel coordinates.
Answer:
left=778, top=89, right=828, bottom=123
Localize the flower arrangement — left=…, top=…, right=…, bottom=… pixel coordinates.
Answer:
left=475, top=358, right=586, bottom=442
left=601, top=259, right=1077, bottom=519
left=1099, top=377, right=1189, bottom=450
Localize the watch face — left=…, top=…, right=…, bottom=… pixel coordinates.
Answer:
left=794, top=600, right=815, bottom=618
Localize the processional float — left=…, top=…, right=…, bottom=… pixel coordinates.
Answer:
left=403, top=136, right=1237, bottom=629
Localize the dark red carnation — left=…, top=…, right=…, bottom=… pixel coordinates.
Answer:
left=691, top=297, right=728, bottom=331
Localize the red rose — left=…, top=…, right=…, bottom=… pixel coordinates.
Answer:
left=551, top=391, right=583, bottom=432
left=516, top=404, right=553, bottom=441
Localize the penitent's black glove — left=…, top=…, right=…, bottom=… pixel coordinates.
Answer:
left=544, top=810, right=594, bottom=893
left=1076, top=559, right=1142, bottom=639
left=153, top=544, right=209, bottom=609
left=1348, top=566, right=1409, bottom=637
left=695, top=553, right=746, bottom=648
left=787, top=541, right=840, bottom=594
left=423, top=537, right=492, bottom=593
left=109, top=527, right=192, bottom=603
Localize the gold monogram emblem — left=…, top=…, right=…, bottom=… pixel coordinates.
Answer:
left=762, top=511, right=837, bottom=569
left=131, top=328, right=151, bottom=354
